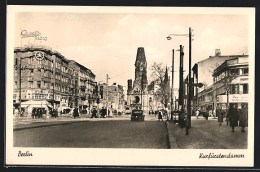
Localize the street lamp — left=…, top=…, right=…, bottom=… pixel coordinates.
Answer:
left=167, top=27, right=193, bottom=135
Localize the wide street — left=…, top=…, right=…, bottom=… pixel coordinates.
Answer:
left=13, top=114, right=248, bottom=149
left=14, top=118, right=169, bottom=148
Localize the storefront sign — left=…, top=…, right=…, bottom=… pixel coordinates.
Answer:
left=21, top=64, right=52, bottom=71
left=25, top=44, right=52, bottom=51
left=217, top=94, right=248, bottom=103
left=21, top=30, right=47, bottom=41
left=35, top=52, right=44, bottom=61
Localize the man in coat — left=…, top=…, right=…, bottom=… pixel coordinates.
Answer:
left=158, top=110, right=163, bottom=121
left=91, top=108, right=97, bottom=118
left=73, top=107, right=79, bottom=118
left=239, top=104, right=248, bottom=132
left=227, top=104, right=239, bottom=132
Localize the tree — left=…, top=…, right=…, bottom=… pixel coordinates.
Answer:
left=149, top=62, right=171, bottom=110
left=215, top=73, right=238, bottom=110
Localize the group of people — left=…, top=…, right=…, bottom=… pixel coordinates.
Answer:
left=72, top=107, right=107, bottom=119
left=32, top=108, right=44, bottom=118
left=216, top=104, right=248, bottom=132
left=222, top=104, right=248, bottom=132
left=195, top=104, right=248, bottom=132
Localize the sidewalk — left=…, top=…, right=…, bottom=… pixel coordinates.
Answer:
left=166, top=116, right=248, bottom=149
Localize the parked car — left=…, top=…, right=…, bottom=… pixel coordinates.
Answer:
left=125, top=109, right=131, bottom=114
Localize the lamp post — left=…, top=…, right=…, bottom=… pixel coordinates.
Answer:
left=167, top=27, right=193, bottom=135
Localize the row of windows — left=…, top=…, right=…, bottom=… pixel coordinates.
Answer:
left=198, top=84, right=248, bottom=103
left=214, top=68, right=248, bottom=83
left=230, top=84, right=248, bottom=94
left=15, top=57, right=54, bottom=67
left=14, top=80, right=95, bottom=94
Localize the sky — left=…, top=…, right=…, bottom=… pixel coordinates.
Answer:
left=14, top=8, right=250, bottom=89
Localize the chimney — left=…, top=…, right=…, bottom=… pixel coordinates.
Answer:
left=215, top=49, right=221, bottom=56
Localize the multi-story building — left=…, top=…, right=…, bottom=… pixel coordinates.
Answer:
left=192, top=49, right=248, bottom=112
left=197, top=85, right=213, bottom=112
left=101, top=84, right=125, bottom=113
left=192, top=50, right=247, bottom=105
left=212, top=56, right=249, bottom=110
left=13, top=46, right=95, bottom=116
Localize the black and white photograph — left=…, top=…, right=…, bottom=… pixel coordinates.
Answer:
left=5, top=6, right=255, bottom=167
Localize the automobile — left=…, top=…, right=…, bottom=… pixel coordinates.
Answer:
left=199, top=111, right=209, bottom=120
left=172, top=111, right=179, bottom=122
left=131, top=109, right=144, bottom=122
left=125, top=109, right=131, bottom=114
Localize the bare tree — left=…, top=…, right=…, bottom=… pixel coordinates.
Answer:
left=215, top=73, right=238, bottom=109
left=149, top=62, right=170, bottom=109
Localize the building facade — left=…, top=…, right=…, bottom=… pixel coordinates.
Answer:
left=13, top=47, right=96, bottom=116
left=127, top=47, right=154, bottom=113
left=212, top=56, right=249, bottom=110
left=192, top=49, right=248, bottom=111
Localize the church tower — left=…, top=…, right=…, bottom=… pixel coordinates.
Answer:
left=127, top=47, right=154, bottom=113
left=133, top=47, right=148, bottom=90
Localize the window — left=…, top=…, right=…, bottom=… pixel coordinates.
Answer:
left=14, top=81, right=17, bottom=89
left=230, top=69, right=239, bottom=75
left=243, top=84, right=248, bottom=94
left=37, top=81, right=41, bottom=88
left=28, top=81, right=33, bottom=88
left=243, top=68, right=249, bottom=75
left=231, top=84, right=239, bottom=94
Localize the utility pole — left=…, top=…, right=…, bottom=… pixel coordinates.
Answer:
left=106, top=74, right=110, bottom=117
left=179, top=45, right=184, bottom=110
left=171, top=49, right=174, bottom=121
left=186, top=27, right=192, bottom=135
left=141, top=72, right=144, bottom=110
left=19, top=56, right=22, bottom=116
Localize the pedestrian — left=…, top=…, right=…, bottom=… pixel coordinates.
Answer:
left=195, top=108, right=199, bottom=119
left=225, top=108, right=229, bottom=125
left=217, top=107, right=224, bottom=125
left=101, top=107, right=106, bottom=118
left=14, top=108, right=19, bottom=117
left=39, top=108, right=43, bottom=118
left=204, top=110, right=209, bottom=120
left=158, top=109, right=163, bottom=121
left=91, top=108, right=97, bottom=118
left=32, top=108, right=36, bottom=119
left=227, top=104, right=239, bottom=132
left=239, top=104, right=248, bottom=132
left=73, top=107, right=79, bottom=118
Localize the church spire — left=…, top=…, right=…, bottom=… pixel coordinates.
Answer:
left=134, top=47, right=147, bottom=86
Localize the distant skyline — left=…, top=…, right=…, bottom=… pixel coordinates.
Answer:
left=14, top=7, right=250, bottom=88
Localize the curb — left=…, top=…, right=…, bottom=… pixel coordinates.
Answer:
left=165, top=121, right=179, bottom=149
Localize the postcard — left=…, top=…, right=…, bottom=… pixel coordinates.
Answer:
left=6, top=5, right=255, bottom=167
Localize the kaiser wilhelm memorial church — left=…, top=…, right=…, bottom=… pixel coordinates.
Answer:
left=127, top=47, right=155, bottom=114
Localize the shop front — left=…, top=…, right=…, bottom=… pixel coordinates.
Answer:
left=216, top=94, right=248, bottom=109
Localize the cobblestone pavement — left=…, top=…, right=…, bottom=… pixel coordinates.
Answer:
left=167, top=116, right=248, bottom=149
